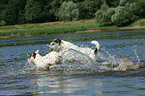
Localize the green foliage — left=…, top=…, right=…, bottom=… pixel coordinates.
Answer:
left=48, top=0, right=64, bottom=21
left=111, top=0, right=144, bottom=26
left=130, top=19, right=145, bottom=27
left=25, top=0, right=43, bottom=22
left=130, top=0, right=145, bottom=18
left=111, top=6, right=133, bottom=26
left=0, top=0, right=145, bottom=26
left=3, top=0, right=26, bottom=25
left=78, top=0, right=102, bottom=19
left=95, top=3, right=115, bottom=26
left=104, top=0, right=120, bottom=7
left=57, top=1, right=79, bottom=21
left=119, top=0, right=127, bottom=6
left=119, top=0, right=145, bottom=17
left=0, top=0, right=9, bottom=21
left=0, top=20, right=6, bottom=26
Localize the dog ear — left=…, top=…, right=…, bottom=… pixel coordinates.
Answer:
left=33, top=53, right=36, bottom=59
left=57, top=39, right=61, bottom=45
left=30, top=52, right=36, bottom=59
left=54, top=39, right=61, bottom=45
left=31, top=52, right=36, bottom=59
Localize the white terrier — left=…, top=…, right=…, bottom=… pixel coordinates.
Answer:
left=28, top=50, right=60, bottom=69
left=49, top=39, right=100, bottom=61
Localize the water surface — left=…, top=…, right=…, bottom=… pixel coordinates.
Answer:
left=1, top=29, right=145, bottom=95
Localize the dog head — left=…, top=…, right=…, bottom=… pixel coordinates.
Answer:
left=28, top=50, right=39, bottom=63
left=49, top=39, right=61, bottom=51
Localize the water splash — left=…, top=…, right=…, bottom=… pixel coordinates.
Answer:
left=95, top=48, right=143, bottom=71
left=28, top=47, right=144, bottom=73
left=133, top=45, right=140, bottom=63
left=48, top=49, right=100, bottom=72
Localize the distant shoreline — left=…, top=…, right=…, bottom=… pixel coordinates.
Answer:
left=0, top=19, right=145, bottom=39
left=0, top=26, right=145, bottom=39
left=75, top=26, right=145, bottom=33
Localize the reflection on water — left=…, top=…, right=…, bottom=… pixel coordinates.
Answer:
left=1, top=73, right=145, bottom=95
left=0, top=29, right=145, bottom=95
left=31, top=74, right=103, bottom=95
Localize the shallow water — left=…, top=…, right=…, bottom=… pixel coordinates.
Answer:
left=1, top=29, right=145, bottom=95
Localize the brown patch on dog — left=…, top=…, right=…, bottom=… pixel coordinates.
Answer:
left=29, top=52, right=36, bottom=59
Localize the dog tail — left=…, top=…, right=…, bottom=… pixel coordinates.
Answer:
left=90, top=40, right=100, bottom=54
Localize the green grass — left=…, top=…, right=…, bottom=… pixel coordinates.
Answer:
left=0, top=19, right=145, bottom=37
left=129, top=19, right=145, bottom=27
left=0, top=19, right=97, bottom=36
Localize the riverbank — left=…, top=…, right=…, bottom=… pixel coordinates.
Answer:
left=75, top=26, right=145, bottom=33
left=0, top=19, right=145, bottom=39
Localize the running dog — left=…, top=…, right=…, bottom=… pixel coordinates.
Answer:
left=49, top=39, right=100, bottom=61
left=28, top=50, right=60, bottom=69
left=28, top=49, right=96, bottom=70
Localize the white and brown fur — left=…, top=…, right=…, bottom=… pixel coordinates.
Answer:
left=49, top=39, right=100, bottom=61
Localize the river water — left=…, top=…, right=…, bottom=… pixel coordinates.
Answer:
left=1, top=30, right=145, bottom=95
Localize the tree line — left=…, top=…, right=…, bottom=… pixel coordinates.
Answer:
left=0, top=0, right=145, bottom=26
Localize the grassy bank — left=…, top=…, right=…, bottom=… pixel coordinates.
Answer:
left=0, top=19, right=145, bottom=38
left=0, top=19, right=110, bottom=36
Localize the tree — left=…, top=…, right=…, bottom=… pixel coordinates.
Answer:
left=111, top=6, right=133, bottom=26
left=78, top=0, right=102, bottom=19
left=25, top=0, right=44, bottom=23
left=48, top=0, right=64, bottom=21
left=103, top=0, right=120, bottom=7
left=57, top=1, right=79, bottom=21
left=111, top=0, right=144, bottom=26
left=95, top=3, right=115, bottom=26
left=0, top=0, right=9, bottom=26
left=3, top=0, right=26, bottom=25
left=119, top=0, right=145, bottom=18
left=129, top=0, right=145, bottom=18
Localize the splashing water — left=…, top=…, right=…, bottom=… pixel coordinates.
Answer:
left=133, top=45, right=140, bottom=63
left=46, top=49, right=100, bottom=72
left=30, top=46, right=144, bottom=73
left=97, top=47, right=144, bottom=71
